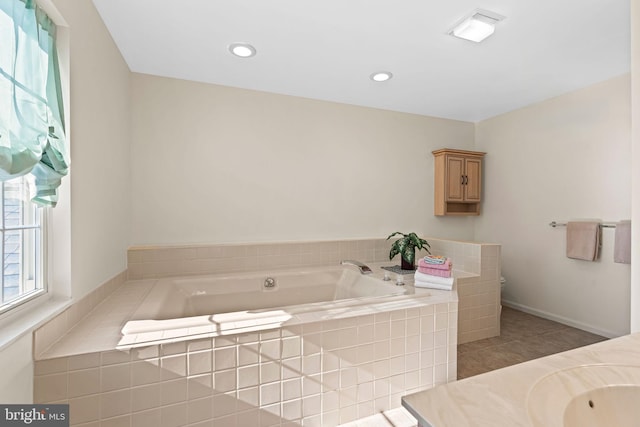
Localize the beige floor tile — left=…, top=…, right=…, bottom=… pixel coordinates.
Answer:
left=457, top=307, right=607, bottom=379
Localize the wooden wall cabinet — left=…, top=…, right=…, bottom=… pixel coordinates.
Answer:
left=433, top=148, right=486, bottom=216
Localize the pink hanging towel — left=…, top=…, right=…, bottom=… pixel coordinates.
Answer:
left=566, top=221, right=600, bottom=261
left=614, top=220, right=631, bottom=264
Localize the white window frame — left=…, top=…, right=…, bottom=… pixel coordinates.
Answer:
left=0, top=178, right=48, bottom=316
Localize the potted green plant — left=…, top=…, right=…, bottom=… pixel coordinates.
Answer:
left=387, top=232, right=431, bottom=270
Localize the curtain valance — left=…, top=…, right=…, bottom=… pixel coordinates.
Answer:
left=0, top=0, right=69, bottom=207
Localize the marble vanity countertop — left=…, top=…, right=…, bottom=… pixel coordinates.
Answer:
left=402, top=332, right=640, bottom=427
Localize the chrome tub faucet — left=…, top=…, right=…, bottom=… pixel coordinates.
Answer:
left=340, top=260, right=372, bottom=274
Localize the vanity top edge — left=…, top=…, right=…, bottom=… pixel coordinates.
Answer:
left=402, top=332, right=640, bottom=427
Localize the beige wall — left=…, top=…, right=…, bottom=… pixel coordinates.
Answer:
left=130, top=74, right=476, bottom=246
left=475, top=75, right=632, bottom=337
left=53, top=0, right=131, bottom=299
left=0, top=334, right=33, bottom=402
left=632, top=0, right=640, bottom=333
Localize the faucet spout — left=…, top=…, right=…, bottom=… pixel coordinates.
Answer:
left=340, top=260, right=372, bottom=274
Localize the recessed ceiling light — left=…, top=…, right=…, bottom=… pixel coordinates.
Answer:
left=370, top=71, right=393, bottom=82
left=229, top=43, right=256, bottom=58
left=449, top=9, right=505, bottom=43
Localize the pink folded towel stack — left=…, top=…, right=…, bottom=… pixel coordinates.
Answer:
left=418, top=257, right=452, bottom=278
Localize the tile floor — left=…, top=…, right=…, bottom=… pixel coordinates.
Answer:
left=341, top=306, right=608, bottom=426
left=457, top=306, right=607, bottom=379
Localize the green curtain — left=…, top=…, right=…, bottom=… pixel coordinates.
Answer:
left=0, top=0, right=68, bottom=207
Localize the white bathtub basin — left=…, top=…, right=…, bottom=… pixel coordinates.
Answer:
left=527, top=364, right=640, bottom=427
left=127, top=266, right=406, bottom=324
left=118, top=265, right=419, bottom=347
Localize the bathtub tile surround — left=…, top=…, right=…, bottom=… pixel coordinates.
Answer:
left=338, top=407, right=417, bottom=427
left=36, top=279, right=156, bottom=359
left=402, top=332, right=640, bottom=427
left=34, top=302, right=457, bottom=426
left=32, top=236, right=499, bottom=426
left=454, top=243, right=502, bottom=344
left=34, top=238, right=499, bottom=356
left=125, top=237, right=501, bottom=344
left=428, top=241, right=501, bottom=344
left=33, top=271, right=128, bottom=357
left=126, top=238, right=490, bottom=280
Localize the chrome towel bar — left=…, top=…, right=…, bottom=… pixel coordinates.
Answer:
left=549, top=221, right=616, bottom=228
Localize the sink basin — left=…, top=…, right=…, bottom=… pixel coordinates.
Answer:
left=527, top=365, right=640, bottom=427
left=563, top=385, right=640, bottom=427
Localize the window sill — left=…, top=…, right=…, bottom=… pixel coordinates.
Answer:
left=0, top=296, right=72, bottom=352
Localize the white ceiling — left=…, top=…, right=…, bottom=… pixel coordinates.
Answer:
left=91, top=0, right=630, bottom=122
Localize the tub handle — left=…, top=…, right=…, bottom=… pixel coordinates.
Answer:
left=264, top=277, right=276, bottom=288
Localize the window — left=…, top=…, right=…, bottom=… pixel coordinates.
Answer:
left=0, top=0, right=69, bottom=316
left=0, top=176, right=44, bottom=313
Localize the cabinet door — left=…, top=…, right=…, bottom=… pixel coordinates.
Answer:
left=464, top=158, right=482, bottom=201
left=445, top=156, right=465, bottom=201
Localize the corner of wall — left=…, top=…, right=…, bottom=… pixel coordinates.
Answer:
left=631, top=0, right=640, bottom=333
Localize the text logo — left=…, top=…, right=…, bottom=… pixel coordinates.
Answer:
left=0, top=405, right=68, bottom=426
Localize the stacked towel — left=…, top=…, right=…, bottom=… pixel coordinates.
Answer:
left=418, top=257, right=452, bottom=278
left=414, top=256, right=454, bottom=290
left=414, top=270, right=454, bottom=290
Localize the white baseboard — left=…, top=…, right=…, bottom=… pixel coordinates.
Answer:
left=501, top=300, right=621, bottom=339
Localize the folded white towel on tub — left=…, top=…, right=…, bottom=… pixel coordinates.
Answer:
left=414, top=278, right=454, bottom=291
left=414, top=270, right=454, bottom=290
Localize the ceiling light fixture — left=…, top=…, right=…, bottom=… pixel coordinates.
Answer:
left=370, top=71, right=393, bottom=82
left=229, top=43, right=256, bottom=58
left=449, top=9, right=505, bottom=43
